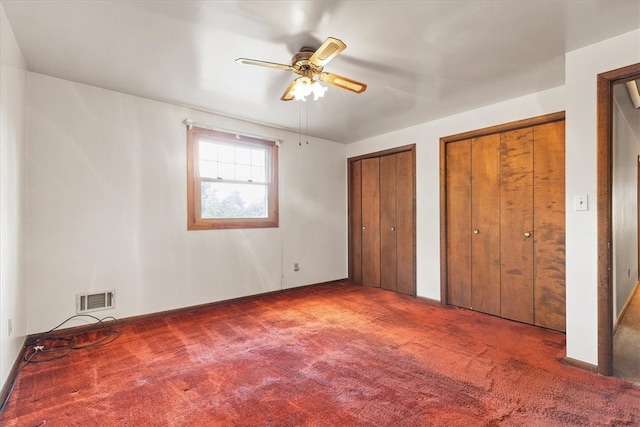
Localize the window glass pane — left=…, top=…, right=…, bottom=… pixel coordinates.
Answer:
left=199, top=140, right=218, bottom=161
left=199, top=160, right=217, bottom=179
left=236, top=164, right=251, bottom=181
left=201, top=182, right=268, bottom=219
left=197, top=140, right=270, bottom=182
left=218, top=162, right=235, bottom=180
left=236, top=147, right=251, bottom=165
left=252, top=149, right=266, bottom=167
left=251, top=166, right=266, bottom=183
left=219, top=144, right=235, bottom=163
left=188, top=125, right=278, bottom=229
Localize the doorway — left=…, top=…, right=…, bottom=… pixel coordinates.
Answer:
left=597, top=62, right=640, bottom=376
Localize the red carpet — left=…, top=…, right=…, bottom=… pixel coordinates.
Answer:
left=1, top=282, right=639, bottom=426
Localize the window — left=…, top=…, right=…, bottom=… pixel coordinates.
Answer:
left=187, top=125, right=279, bottom=230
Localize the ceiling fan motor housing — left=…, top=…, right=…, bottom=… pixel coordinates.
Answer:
left=292, top=50, right=323, bottom=76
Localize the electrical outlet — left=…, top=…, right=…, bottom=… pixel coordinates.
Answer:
left=8, top=318, right=12, bottom=336
left=294, top=263, right=300, bottom=272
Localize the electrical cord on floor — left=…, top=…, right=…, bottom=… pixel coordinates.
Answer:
left=0, top=314, right=120, bottom=413
left=24, top=314, right=120, bottom=362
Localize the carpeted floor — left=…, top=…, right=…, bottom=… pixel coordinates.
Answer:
left=1, top=282, right=639, bottom=426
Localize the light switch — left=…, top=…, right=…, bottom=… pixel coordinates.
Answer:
left=574, top=194, right=588, bottom=211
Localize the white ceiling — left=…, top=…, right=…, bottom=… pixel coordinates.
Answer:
left=3, top=1, right=640, bottom=143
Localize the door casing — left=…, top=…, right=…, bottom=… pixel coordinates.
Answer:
left=596, top=63, right=640, bottom=376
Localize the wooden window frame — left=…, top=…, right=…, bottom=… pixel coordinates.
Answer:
left=187, top=125, right=279, bottom=230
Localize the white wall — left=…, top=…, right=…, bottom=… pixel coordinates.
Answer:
left=0, top=3, right=27, bottom=389
left=348, top=28, right=640, bottom=367
left=347, top=87, right=566, bottom=300
left=612, top=83, right=640, bottom=320
left=26, top=73, right=347, bottom=334
left=565, top=29, right=640, bottom=365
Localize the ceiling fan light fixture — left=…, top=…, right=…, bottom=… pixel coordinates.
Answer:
left=291, top=76, right=327, bottom=101
left=236, top=36, right=366, bottom=102
left=311, top=80, right=327, bottom=100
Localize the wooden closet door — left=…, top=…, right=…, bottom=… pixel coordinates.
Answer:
left=361, top=158, right=381, bottom=287
left=350, top=160, right=363, bottom=284
left=500, top=128, right=534, bottom=323
left=380, top=154, right=397, bottom=291
left=446, top=140, right=472, bottom=308
left=395, top=150, right=415, bottom=295
left=471, top=134, right=501, bottom=315
left=533, top=121, right=566, bottom=331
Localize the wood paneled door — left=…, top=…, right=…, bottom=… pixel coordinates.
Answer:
left=500, top=127, right=535, bottom=324
left=441, top=113, right=566, bottom=332
left=470, top=133, right=502, bottom=316
left=532, top=121, right=566, bottom=331
left=349, top=145, right=416, bottom=296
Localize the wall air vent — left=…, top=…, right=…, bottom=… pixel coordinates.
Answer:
left=76, top=290, right=115, bottom=314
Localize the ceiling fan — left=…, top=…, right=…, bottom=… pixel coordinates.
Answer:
left=235, top=37, right=367, bottom=101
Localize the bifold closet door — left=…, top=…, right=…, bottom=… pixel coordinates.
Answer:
left=380, top=151, right=415, bottom=294
left=395, top=151, right=415, bottom=295
left=470, top=134, right=501, bottom=316
left=350, top=160, right=363, bottom=284
left=350, top=149, right=415, bottom=294
left=533, top=121, right=566, bottom=331
left=444, top=118, right=565, bottom=331
left=446, top=140, right=472, bottom=308
left=361, top=157, right=381, bottom=287
left=380, top=155, right=398, bottom=291
left=500, top=128, right=534, bottom=324
left=446, top=135, right=501, bottom=313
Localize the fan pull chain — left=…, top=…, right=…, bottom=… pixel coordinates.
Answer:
left=298, top=102, right=309, bottom=146
left=298, top=104, right=302, bottom=146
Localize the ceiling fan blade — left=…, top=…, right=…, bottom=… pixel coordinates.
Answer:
left=280, top=79, right=297, bottom=101
left=235, top=58, right=294, bottom=71
left=309, top=37, right=346, bottom=67
left=318, top=72, right=367, bottom=94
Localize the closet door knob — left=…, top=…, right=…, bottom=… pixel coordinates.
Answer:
left=473, top=229, right=479, bottom=234
left=524, top=231, right=532, bottom=238
left=391, top=227, right=395, bottom=231
left=362, top=226, right=366, bottom=230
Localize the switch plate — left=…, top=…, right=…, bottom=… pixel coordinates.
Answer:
left=574, top=195, right=588, bottom=211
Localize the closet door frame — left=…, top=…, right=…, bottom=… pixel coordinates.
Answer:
left=348, top=144, right=416, bottom=294
left=439, top=112, right=566, bottom=304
